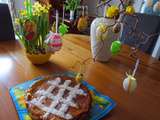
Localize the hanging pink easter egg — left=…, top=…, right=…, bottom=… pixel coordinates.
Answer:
left=46, top=33, right=62, bottom=53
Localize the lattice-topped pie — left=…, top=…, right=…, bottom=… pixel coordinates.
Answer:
left=25, top=76, right=91, bottom=120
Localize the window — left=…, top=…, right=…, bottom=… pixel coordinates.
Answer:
left=0, top=0, right=9, bottom=3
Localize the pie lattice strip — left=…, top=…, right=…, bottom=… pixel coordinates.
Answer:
left=29, top=77, right=86, bottom=119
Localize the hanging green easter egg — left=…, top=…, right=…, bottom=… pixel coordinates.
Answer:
left=110, top=40, right=121, bottom=55
left=59, top=23, right=69, bottom=36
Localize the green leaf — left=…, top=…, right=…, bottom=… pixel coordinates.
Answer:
left=65, top=0, right=80, bottom=11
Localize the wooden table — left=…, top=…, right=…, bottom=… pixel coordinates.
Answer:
left=0, top=34, right=160, bottom=120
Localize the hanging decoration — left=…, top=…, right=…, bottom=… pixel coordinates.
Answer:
left=106, top=5, right=120, bottom=18
left=45, top=10, right=62, bottom=53
left=96, top=23, right=109, bottom=41
left=125, top=5, right=135, bottom=15
left=123, top=59, right=140, bottom=93
left=75, top=0, right=160, bottom=95
left=77, top=6, right=89, bottom=32
left=59, top=4, right=69, bottom=36
left=59, top=23, right=69, bottom=36
left=110, top=40, right=122, bottom=55
left=51, top=21, right=56, bottom=33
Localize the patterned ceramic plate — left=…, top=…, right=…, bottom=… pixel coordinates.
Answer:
left=9, top=72, right=116, bottom=120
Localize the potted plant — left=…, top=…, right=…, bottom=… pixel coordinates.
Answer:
left=65, top=0, right=80, bottom=20
left=15, top=0, right=54, bottom=64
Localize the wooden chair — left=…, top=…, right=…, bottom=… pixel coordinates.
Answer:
left=0, top=3, right=15, bottom=41
left=120, top=13, right=160, bottom=55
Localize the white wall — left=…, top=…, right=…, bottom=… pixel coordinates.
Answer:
left=86, top=0, right=97, bottom=16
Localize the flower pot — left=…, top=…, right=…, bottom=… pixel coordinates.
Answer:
left=70, top=10, right=75, bottom=20
left=26, top=53, right=51, bottom=65
left=90, top=17, right=120, bottom=62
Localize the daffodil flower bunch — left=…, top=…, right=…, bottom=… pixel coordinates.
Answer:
left=32, top=2, right=51, bottom=16
left=15, top=0, right=52, bottom=54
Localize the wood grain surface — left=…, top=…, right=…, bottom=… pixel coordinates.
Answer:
left=0, top=34, right=160, bottom=120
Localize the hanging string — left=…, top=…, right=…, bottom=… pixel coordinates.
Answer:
left=132, top=59, right=140, bottom=77
left=103, top=5, right=107, bottom=17
left=85, top=6, right=88, bottom=16
left=56, top=10, right=59, bottom=33
left=82, top=6, right=85, bottom=17
left=62, top=5, right=65, bottom=23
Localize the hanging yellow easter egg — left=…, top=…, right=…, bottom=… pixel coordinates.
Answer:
left=75, top=73, right=83, bottom=83
left=51, top=21, right=56, bottom=33
left=106, top=6, right=119, bottom=18
left=126, top=6, right=135, bottom=15
left=77, top=16, right=88, bottom=32
left=123, top=75, right=137, bottom=94
left=96, top=23, right=108, bottom=41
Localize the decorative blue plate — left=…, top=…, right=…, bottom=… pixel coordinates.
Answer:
left=9, top=71, right=116, bottom=120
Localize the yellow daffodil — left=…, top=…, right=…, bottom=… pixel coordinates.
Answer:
left=47, top=4, right=52, bottom=10
left=32, top=2, right=50, bottom=16
left=126, top=6, right=135, bottom=15
left=41, top=7, right=49, bottom=13
left=106, top=6, right=119, bottom=18
left=20, top=10, right=27, bottom=16
left=15, top=18, right=20, bottom=25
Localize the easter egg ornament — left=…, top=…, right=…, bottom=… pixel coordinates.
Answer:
left=123, top=59, right=140, bottom=94
left=106, top=6, right=119, bottom=18
left=123, top=73, right=137, bottom=93
left=51, top=22, right=56, bottom=33
left=77, top=16, right=88, bottom=32
left=77, top=6, right=88, bottom=32
left=59, top=23, right=69, bottom=36
left=110, top=40, right=122, bottom=55
left=75, top=73, right=83, bottom=83
left=45, top=10, right=62, bottom=53
left=46, top=33, right=62, bottom=52
left=125, top=6, right=135, bottom=15
left=96, top=23, right=108, bottom=41
left=59, top=5, right=69, bottom=36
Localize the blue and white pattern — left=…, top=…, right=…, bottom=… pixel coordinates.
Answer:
left=10, top=71, right=116, bottom=120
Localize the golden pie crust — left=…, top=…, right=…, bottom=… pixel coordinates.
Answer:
left=25, top=76, right=91, bottom=120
